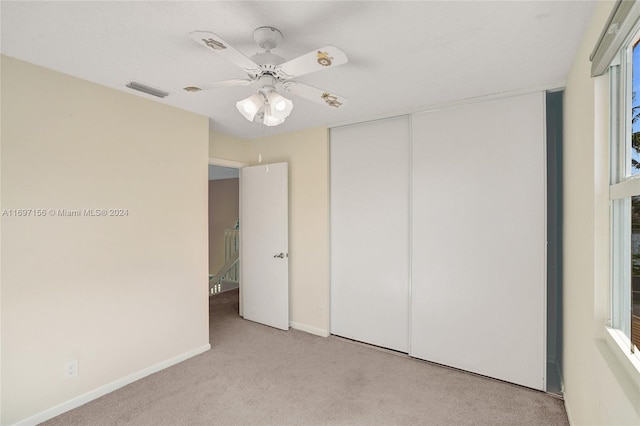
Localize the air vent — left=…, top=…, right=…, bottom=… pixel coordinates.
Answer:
left=125, top=81, right=169, bottom=98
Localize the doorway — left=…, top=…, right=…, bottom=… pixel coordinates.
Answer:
left=208, top=158, right=246, bottom=322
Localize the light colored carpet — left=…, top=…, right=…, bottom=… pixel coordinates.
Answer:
left=43, top=290, right=568, bottom=425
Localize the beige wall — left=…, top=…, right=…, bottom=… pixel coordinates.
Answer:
left=1, top=56, right=210, bottom=424
left=209, top=178, right=239, bottom=274
left=208, top=130, right=252, bottom=161
left=209, top=127, right=330, bottom=335
left=563, top=2, right=640, bottom=424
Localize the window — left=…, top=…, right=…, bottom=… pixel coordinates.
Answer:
left=610, top=29, right=640, bottom=352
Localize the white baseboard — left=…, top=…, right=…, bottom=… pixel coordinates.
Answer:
left=12, top=343, right=211, bottom=426
left=290, top=321, right=329, bottom=337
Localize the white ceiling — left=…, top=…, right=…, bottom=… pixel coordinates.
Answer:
left=1, top=1, right=595, bottom=140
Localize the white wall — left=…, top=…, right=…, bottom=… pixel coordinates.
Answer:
left=210, top=127, right=331, bottom=336
left=1, top=55, right=210, bottom=425
left=563, top=1, right=640, bottom=424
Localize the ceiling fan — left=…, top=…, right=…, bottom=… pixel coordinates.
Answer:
left=184, top=26, right=349, bottom=126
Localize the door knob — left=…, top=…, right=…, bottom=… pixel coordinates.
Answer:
left=273, top=253, right=287, bottom=258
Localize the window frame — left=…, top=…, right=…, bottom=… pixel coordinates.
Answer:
left=608, top=22, right=640, bottom=360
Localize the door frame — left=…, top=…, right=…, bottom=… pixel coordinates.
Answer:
left=209, top=158, right=248, bottom=169
left=208, top=157, right=248, bottom=315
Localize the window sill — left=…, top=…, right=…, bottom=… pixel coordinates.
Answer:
left=604, top=327, right=640, bottom=376
left=597, top=327, right=640, bottom=415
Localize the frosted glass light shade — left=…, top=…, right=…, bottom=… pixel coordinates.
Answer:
left=262, top=105, right=286, bottom=126
left=266, top=91, right=293, bottom=120
left=236, top=93, right=264, bottom=122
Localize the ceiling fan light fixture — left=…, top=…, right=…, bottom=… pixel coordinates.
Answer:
left=236, top=89, right=293, bottom=126
left=236, top=93, right=264, bottom=121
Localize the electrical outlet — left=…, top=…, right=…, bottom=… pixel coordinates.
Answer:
left=64, top=359, right=78, bottom=378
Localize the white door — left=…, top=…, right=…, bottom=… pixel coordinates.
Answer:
left=330, top=117, right=410, bottom=352
left=410, top=93, right=546, bottom=390
left=240, top=162, right=289, bottom=330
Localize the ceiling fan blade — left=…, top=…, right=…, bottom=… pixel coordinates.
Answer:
left=282, top=81, right=348, bottom=109
left=275, top=46, right=348, bottom=80
left=183, top=79, right=253, bottom=92
left=188, top=31, right=262, bottom=78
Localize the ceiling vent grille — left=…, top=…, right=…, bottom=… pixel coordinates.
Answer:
left=126, top=81, right=169, bottom=98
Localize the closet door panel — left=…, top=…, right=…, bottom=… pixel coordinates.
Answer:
left=410, top=93, right=546, bottom=390
left=331, top=117, right=410, bottom=352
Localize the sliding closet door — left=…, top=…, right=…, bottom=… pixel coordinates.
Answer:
left=411, top=93, right=546, bottom=390
left=331, top=117, right=410, bottom=352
